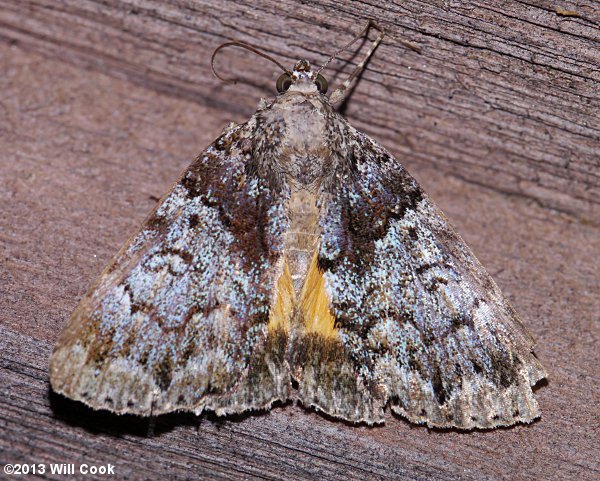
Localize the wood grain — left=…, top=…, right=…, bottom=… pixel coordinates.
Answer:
left=0, top=1, right=598, bottom=480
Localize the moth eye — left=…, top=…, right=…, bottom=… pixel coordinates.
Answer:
left=315, top=74, right=328, bottom=94
left=276, top=73, right=293, bottom=93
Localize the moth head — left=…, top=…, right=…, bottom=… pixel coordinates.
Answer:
left=276, top=60, right=328, bottom=95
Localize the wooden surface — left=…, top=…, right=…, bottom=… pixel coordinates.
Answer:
left=0, top=1, right=598, bottom=480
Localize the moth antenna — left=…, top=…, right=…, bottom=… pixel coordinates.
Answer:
left=325, top=20, right=385, bottom=105
left=326, top=20, right=421, bottom=105
left=211, top=41, right=291, bottom=84
left=317, top=19, right=383, bottom=75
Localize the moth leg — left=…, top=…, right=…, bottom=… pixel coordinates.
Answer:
left=329, top=20, right=385, bottom=105
left=146, top=416, right=156, bottom=438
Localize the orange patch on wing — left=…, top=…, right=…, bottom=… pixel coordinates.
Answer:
left=299, top=251, right=338, bottom=339
left=268, top=260, right=295, bottom=333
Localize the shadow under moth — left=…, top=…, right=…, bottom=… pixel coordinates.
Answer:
left=50, top=22, right=547, bottom=429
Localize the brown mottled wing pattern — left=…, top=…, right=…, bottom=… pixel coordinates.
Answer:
left=50, top=119, right=292, bottom=415
left=311, top=123, right=547, bottom=429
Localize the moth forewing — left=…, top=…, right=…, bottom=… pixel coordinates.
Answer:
left=50, top=121, right=293, bottom=416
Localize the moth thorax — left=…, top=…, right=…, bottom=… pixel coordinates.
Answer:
left=279, top=103, right=329, bottom=186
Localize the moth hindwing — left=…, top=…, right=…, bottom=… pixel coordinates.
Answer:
left=50, top=23, right=546, bottom=429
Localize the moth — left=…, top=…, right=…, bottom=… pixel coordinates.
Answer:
left=50, top=21, right=547, bottom=429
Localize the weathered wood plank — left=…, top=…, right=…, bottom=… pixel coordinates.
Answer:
left=0, top=0, right=598, bottom=219
left=0, top=2, right=599, bottom=480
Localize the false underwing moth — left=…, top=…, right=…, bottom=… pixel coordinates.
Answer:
left=50, top=21, right=547, bottom=429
